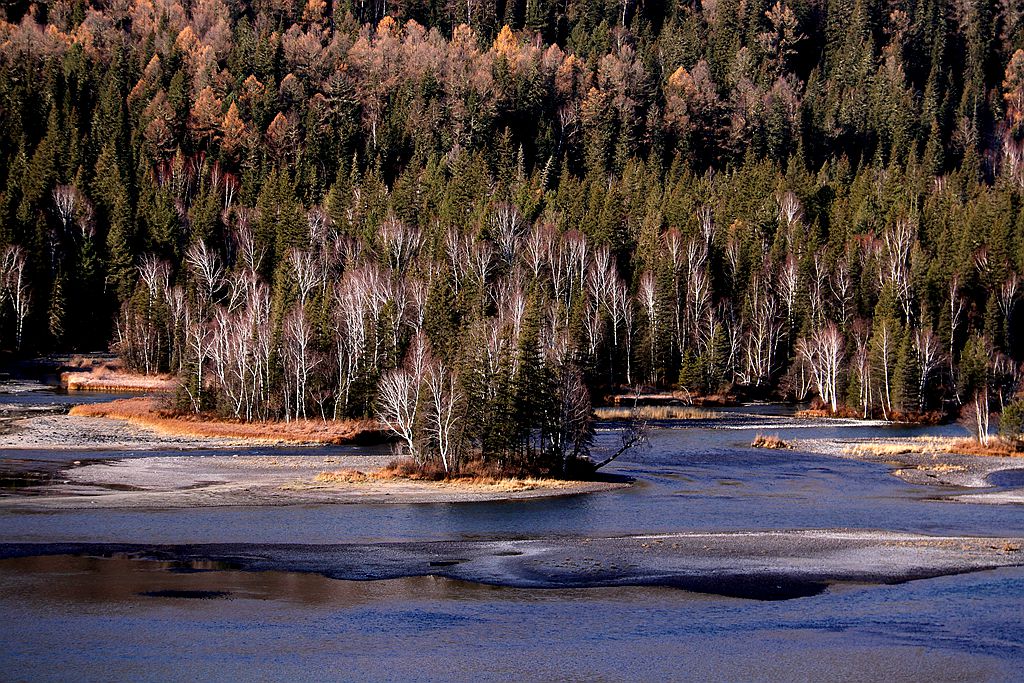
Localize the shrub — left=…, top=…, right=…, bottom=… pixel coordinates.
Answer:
left=751, top=434, right=792, bottom=449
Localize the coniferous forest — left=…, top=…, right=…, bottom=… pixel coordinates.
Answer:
left=2, top=0, right=1024, bottom=469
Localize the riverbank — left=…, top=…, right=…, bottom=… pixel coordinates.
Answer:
left=797, top=436, right=1024, bottom=504
left=605, top=390, right=739, bottom=408
left=69, top=398, right=385, bottom=446
left=0, top=453, right=628, bottom=509
left=794, top=407, right=944, bottom=424
left=0, top=413, right=256, bottom=450
left=2, top=529, right=1021, bottom=598
left=0, top=403, right=382, bottom=450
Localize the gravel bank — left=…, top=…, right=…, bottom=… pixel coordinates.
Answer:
left=796, top=437, right=1024, bottom=504
left=0, top=414, right=250, bottom=450
left=0, top=453, right=628, bottom=509
left=2, top=530, right=1021, bottom=599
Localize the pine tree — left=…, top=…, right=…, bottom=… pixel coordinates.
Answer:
left=892, top=327, right=921, bottom=414
left=106, top=189, right=136, bottom=302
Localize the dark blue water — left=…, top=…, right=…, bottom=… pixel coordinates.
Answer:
left=0, top=385, right=142, bottom=407
left=2, top=418, right=1021, bottom=544
left=2, top=386, right=1023, bottom=680
left=1, top=556, right=1022, bottom=682
left=988, top=468, right=1024, bottom=489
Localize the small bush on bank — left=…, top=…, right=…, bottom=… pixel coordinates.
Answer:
left=751, top=434, right=792, bottom=449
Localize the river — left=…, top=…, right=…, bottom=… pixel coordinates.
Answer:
left=1, top=386, right=1023, bottom=681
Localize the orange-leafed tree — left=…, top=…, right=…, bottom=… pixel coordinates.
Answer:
left=189, top=86, right=224, bottom=149
left=1004, top=50, right=1024, bottom=137
left=220, top=102, right=249, bottom=163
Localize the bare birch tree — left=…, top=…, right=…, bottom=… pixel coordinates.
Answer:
left=742, top=270, right=782, bottom=386
left=796, top=323, right=844, bottom=412
left=377, top=333, right=429, bottom=461
left=638, top=270, right=659, bottom=382
left=872, top=319, right=896, bottom=419
left=185, top=241, right=224, bottom=308
left=851, top=320, right=872, bottom=418
left=282, top=306, right=318, bottom=420
left=883, top=218, right=916, bottom=322
left=426, top=361, right=461, bottom=472
left=663, top=227, right=685, bottom=352
left=913, top=327, right=943, bottom=412
left=1, top=246, right=30, bottom=350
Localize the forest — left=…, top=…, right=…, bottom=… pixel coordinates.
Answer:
left=1, top=0, right=1024, bottom=471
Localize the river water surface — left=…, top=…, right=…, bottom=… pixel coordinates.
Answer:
left=1, top=389, right=1023, bottom=681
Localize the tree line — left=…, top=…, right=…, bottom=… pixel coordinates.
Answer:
left=1, top=0, right=1024, bottom=467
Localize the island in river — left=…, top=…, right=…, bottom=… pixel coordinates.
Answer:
left=0, top=402, right=624, bottom=507
left=4, top=391, right=1022, bottom=509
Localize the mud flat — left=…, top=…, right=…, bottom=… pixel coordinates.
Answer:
left=0, top=453, right=628, bottom=509
left=797, top=436, right=1024, bottom=504
left=1, top=529, right=1021, bottom=600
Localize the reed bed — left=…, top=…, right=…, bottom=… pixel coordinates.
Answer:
left=62, top=364, right=178, bottom=393
left=594, top=405, right=717, bottom=420
left=844, top=437, right=1020, bottom=458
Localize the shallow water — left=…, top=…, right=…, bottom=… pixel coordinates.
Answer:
left=0, top=384, right=142, bottom=408
left=1, top=555, right=1022, bottom=682
left=2, top=416, right=1020, bottom=543
left=1, top=388, right=1023, bottom=680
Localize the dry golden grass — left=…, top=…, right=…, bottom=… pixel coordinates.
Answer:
left=62, top=362, right=177, bottom=393
left=845, top=443, right=923, bottom=457
left=795, top=407, right=862, bottom=419
left=594, top=405, right=717, bottom=420
left=894, top=463, right=968, bottom=478
left=315, top=458, right=585, bottom=492
left=944, top=439, right=1019, bottom=457
left=796, top=405, right=942, bottom=424
left=751, top=433, right=792, bottom=449
left=315, top=469, right=376, bottom=484
left=69, top=398, right=381, bottom=445
left=608, top=392, right=736, bottom=407
left=844, top=437, right=1020, bottom=459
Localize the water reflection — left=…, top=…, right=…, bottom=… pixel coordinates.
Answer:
left=2, top=554, right=1022, bottom=682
